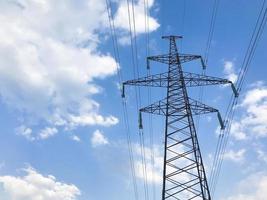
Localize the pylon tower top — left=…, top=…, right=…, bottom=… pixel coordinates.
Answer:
left=162, top=35, right=183, bottom=40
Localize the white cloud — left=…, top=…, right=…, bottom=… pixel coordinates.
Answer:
left=230, top=122, right=247, bottom=140
left=242, top=87, right=267, bottom=105
left=16, top=125, right=34, bottom=141
left=230, top=83, right=267, bottom=140
left=0, top=0, right=160, bottom=140
left=69, top=114, right=119, bottom=128
left=224, top=172, right=267, bottom=200
left=16, top=126, right=58, bottom=141
left=223, top=61, right=238, bottom=83
left=0, top=0, right=125, bottom=139
left=0, top=167, right=80, bottom=200
left=256, top=149, right=267, bottom=164
left=91, top=129, right=109, bottom=147
left=38, top=127, right=58, bottom=139
left=133, top=144, right=163, bottom=184
left=114, top=0, right=159, bottom=45
left=224, top=149, right=246, bottom=163
left=71, top=135, right=81, bottom=142
left=114, top=0, right=159, bottom=34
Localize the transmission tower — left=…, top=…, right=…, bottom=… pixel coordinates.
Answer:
left=122, top=36, right=238, bottom=200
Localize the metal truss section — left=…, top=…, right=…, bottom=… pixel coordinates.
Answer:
left=123, top=35, right=237, bottom=200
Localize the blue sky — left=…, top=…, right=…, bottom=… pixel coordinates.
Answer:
left=0, top=0, right=267, bottom=200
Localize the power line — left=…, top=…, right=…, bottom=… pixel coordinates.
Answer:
left=180, top=0, right=186, bottom=50
left=209, top=1, right=267, bottom=197
left=196, top=0, right=222, bottom=191
left=126, top=0, right=150, bottom=199
left=195, top=0, right=220, bottom=155
left=204, top=0, right=220, bottom=64
left=105, top=1, right=139, bottom=199
left=161, top=0, right=165, bottom=36
left=143, top=0, right=156, bottom=199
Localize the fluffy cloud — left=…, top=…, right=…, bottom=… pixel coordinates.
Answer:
left=223, top=61, right=238, bottom=83
left=133, top=144, right=163, bottom=184
left=114, top=0, right=159, bottom=33
left=0, top=0, right=122, bottom=140
left=71, top=135, right=81, bottom=142
left=114, top=0, right=160, bottom=45
left=230, top=83, right=267, bottom=140
left=256, top=149, right=267, bottom=164
left=224, top=172, right=267, bottom=200
left=16, top=125, right=59, bottom=140
left=91, top=129, right=109, bottom=147
left=224, top=149, right=246, bottom=163
left=15, top=125, right=34, bottom=141
left=0, top=0, right=159, bottom=140
left=0, top=167, right=80, bottom=200
left=229, top=122, right=247, bottom=140
left=39, top=127, right=58, bottom=139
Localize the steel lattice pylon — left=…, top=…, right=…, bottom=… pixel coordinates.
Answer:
left=122, top=36, right=238, bottom=200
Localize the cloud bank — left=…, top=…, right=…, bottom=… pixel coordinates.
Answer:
left=0, top=167, right=80, bottom=200
left=0, top=0, right=159, bottom=140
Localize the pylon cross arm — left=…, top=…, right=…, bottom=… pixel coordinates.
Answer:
left=123, top=72, right=168, bottom=88
left=183, top=72, right=239, bottom=96
left=147, top=53, right=204, bottom=68
left=189, top=98, right=225, bottom=129
left=189, top=97, right=218, bottom=115
left=121, top=72, right=238, bottom=98
left=139, top=98, right=168, bottom=116
left=138, top=97, right=225, bottom=129
left=147, top=54, right=170, bottom=65
left=139, top=98, right=217, bottom=116
left=183, top=72, right=230, bottom=86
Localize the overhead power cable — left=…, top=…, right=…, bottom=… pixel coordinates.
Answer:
left=143, top=0, right=156, bottom=199
left=180, top=0, right=186, bottom=49
left=204, top=0, right=220, bottom=64
left=195, top=0, right=220, bottom=140
left=126, top=0, right=150, bottom=199
left=105, top=0, right=139, bottom=199
left=209, top=0, right=267, bottom=197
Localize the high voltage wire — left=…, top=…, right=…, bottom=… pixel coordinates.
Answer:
left=209, top=0, right=267, bottom=197
left=126, top=0, right=150, bottom=200
left=204, top=0, right=220, bottom=64
left=105, top=1, right=139, bottom=200
left=210, top=4, right=266, bottom=196
left=237, top=2, right=267, bottom=91
left=210, top=1, right=267, bottom=193
left=212, top=5, right=267, bottom=197
left=196, top=0, right=220, bottom=147
left=180, top=0, right=186, bottom=50
left=161, top=0, right=165, bottom=36
left=143, top=0, right=156, bottom=200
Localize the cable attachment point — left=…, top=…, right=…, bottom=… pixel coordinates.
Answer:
left=138, top=111, right=143, bottom=129
left=201, top=57, right=207, bottom=70
left=121, top=84, right=125, bottom=98
left=147, top=59, right=150, bottom=70
left=217, top=111, right=225, bottom=130
left=231, top=83, right=239, bottom=97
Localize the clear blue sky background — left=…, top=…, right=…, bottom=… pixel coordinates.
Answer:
left=0, top=0, right=267, bottom=200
